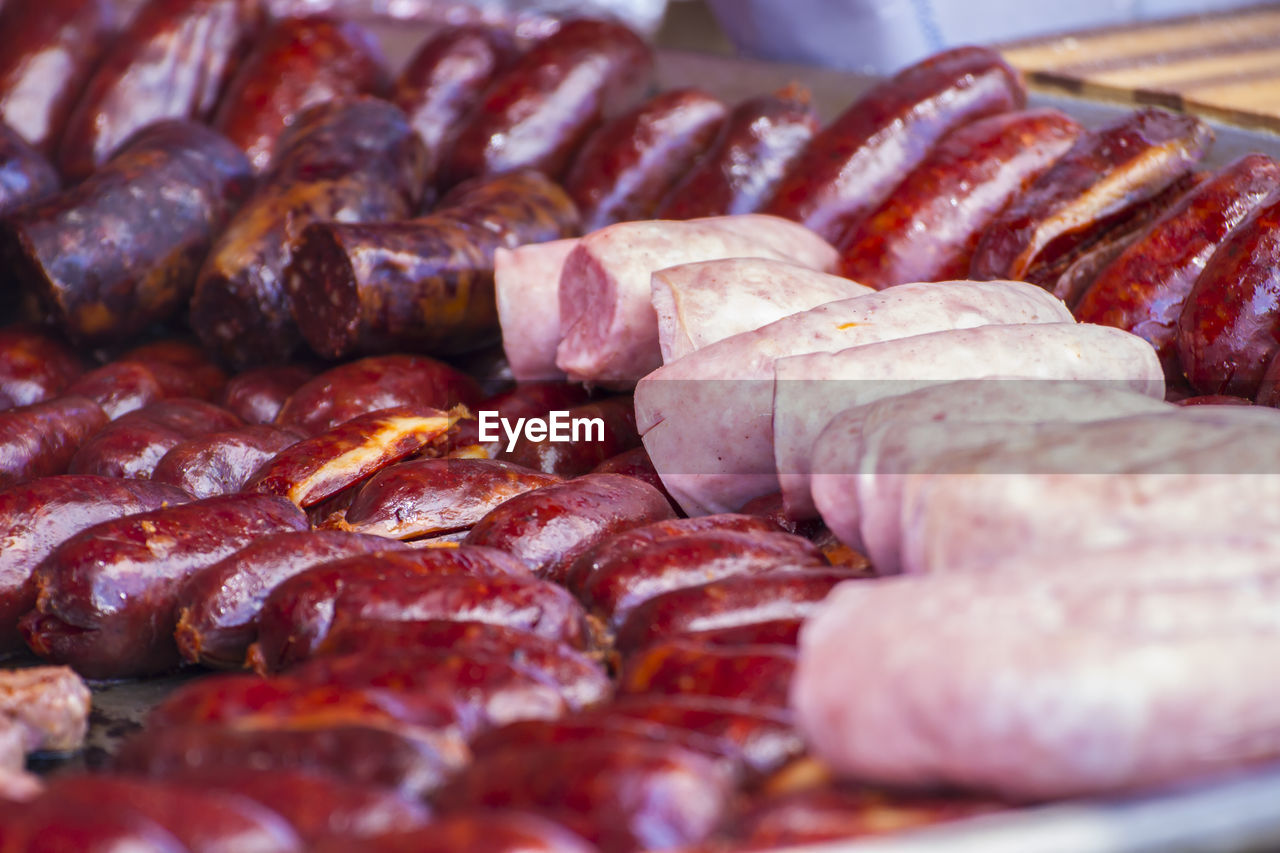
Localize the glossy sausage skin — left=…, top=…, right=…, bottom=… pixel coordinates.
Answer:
left=212, top=16, right=389, bottom=172
left=175, top=530, right=407, bottom=669
left=287, top=170, right=580, bottom=360
left=765, top=47, right=1026, bottom=242
left=1076, top=155, right=1280, bottom=378
left=153, top=424, right=302, bottom=499
left=498, top=396, right=640, bottom=478
left=0, top=796, right=186, bottom=851
left=838, top=109, right=1082, bottom=288
left=434, top=739, right=732, bottom=853
left=438, top=18, right=654, bottom=187
left=614, top=569, right=859, bottom=652
left=68, top=398, right=243, bottom=479
left=0, top=122, right=59, bottom=215
left=578, top=530, right=829, bottom=626
left=3, top=122, right=254, bottom=345
left=220, top=365, right=316, bottom=424
left=452, top=381, right=592, bottom=451
left=65, top=362, right=186, bottom=420
left=0, top=326, right=83, bottom=410
left=0, top=0, right=114, bottom=155
left=658, top=87, right=818, bottom=220
left=57, top=0, right=261, bottom=180
left=250, top=557, right=586, bottom=671
left=619, top=640, right=798, bottom=711
left=68, top=344, right=230, bottom=420
left=0, top=396, right=107, bottom=488
left=0, top=475, right=190, bottom=652
left=118, top=340, right=230, bottom=398
left=1178, top=188, right=1280, bottom=397
left=590, top=445, right=671, bottom=500
left=464, top=473, right=677, bottom=582
left=391, top=25, right=515, bottom=175
left=970, top=108, right=1213, bottom=282
left=330, top=458, right=561, bottom=540
left=307, top=812, right=595, bottom=853
left=115, top=723, right=458, bottom=799
left=274, top=354, right=482, bottom=437
left=22, top=493, right=307, bottom=678
left=190, top=99, right=429, bottom=367
left=564, top=89, right=727, bottom=230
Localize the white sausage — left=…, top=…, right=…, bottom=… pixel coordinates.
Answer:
left=496, top=239, right=579, bottom=380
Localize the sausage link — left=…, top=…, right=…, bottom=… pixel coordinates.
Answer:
left=765, top=46, right=1025, bottom=242
left=67, top=343, right=230, bottom=420
left=0, top=122, right=59, bottom=215
left=153, top=424, right=302, bottom=499
left=658, top=87, right=818, bottom=219
left=3, top=122, right=254, bottom=345
left=189, top=99, right=429, bottom=367
left=468, top=716, right=731, bottom=769
left=220, top=365, right=316, bottom=424
left=175, top=530, right=407, bottom=669
left=0, top=326, right=84, bottom=410
left=838, top=109, right=1082, bottom=288
left=498, top=396, right=640, bottom=478
left=452, top=380, right=592, bottom=451
left=0, top=0, right=114, bottom=156
left=117, top=340, right=230, bottom=399
left=589, top=445, right=672, bottom=502
left=213, top=16, right=389, bottom=172
left=22, top=493, right=306, bottom=678
left=274, top=354, right=482, bottom=437
left=0, top=475, right=190, bottom=652
left=438, top=18, right=653, bottom=186
left=64, top=362, right=179, bottom=420
left=307, top=812, right=594, bottom=853
left=329, top=458, right=560, bottom=540
left=0, top=396, right=107, bottom=488
left=57, top=0, right=262, bottom=180
left=68, top=398, right=242, bottom=479
left=286, top=170, right=579, bottom=361
left=970, top=108, right=1213, bottom=282
left=619, top=640, right=798, bottom=712
left=464, top=473, right=676, bottom=582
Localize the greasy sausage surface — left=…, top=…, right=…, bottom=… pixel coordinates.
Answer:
left=0, top=396, right=106, bottom=488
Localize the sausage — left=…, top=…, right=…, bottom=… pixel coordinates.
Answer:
left=651, top=258, right=871, bottom=364
left=190, top=99, right=430, bottom=367
left=286, top=170, right=580, bottom=361
left=0, top=475, right=190, bottom=652
left=307, top=812, right=595, bottom=853
left=328, top=458, right=560, bottom=540
left=0, top=121, right=59, bottom=215
left=390, top=25, right=515, bottom=174
left=564, top=89, right=727, bottom=230
left=0, top=325, right=83, bottom=410
left=175, top=530, right=408, bottom=669
left=148, top=767, right=432, bottom=844
left=618, top=640, right=798, bottom=711
left=464, top=473, right=676, bottom=582
left=495, top=238, right=580, bottom=381
left=34, top=774, right=302, bottom=852
left=115, top=723, right=459, bottom=799
left=274, top=354, right=482, bottom=437
left=0, top=0, right=114, bottom=156
left=452, top=380, right=592, bottom=452
left=67, top=344, right=230, bottom=420
left=56, top=0, right=260, bottom=180
left=3, top=122, right=254, bottom=345
left=0, top=798, right=186, bottom=852
left=589, top=446, right=670, bottom=500
left=838, top=109, right=1083, bottom=288
left=614, top=569, right=859, bottom=653
left=467, top=715, right=732, bottom=771
left=556, top=215, right=839, bottom=384
left=0, top=396, right=107, bottom=488
left=578, top=530, right=829, bottom=627
left=249, top=556, right=586, bottom=672
left=970, top=108, right=1213, bottom=283
left=212, top=16, right=389, bottom=172
left=313, top=620, right=611, bottom=711
left=153, top=424, right=302, bottom=499
left=64, top=362, right=184, bottom=420
left=68, top=398, right=243, bottom=479
left=636, top=279, right=1075, bottom=517
left=765, top=46, right=1025, bottom=242
left=437, top=18, right=653, bottom=187
left=434, top=738, right=732, bottom=853
left=658, top=87, right=819, bottom=220
left=497, top=396, right=640, bottom=478
left=117, top=339, right=230, bottom=400
left=22, top=493, right=306, bottom=678
left=563, top=514, right=784, bottom=594
left=1075, top=155, right=1280, bottom=380
left=1177, top=188, right=1280, bottom=397
left=213, top=366, right=310, bottom=425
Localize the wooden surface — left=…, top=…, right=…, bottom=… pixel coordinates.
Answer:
left=1000, top=3, right=1280, bottom=131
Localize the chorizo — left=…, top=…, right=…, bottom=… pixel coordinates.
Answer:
left=438, top=18, right=653, bottom=187
left=220, top=365, right=316, bottom=424
left=618, top=640, right=798, bottom=712
left=589, top=446, right=671, bottom=501
left=452, top=380, right=591, bottom=452
left=0, top=121, right=59, bottom=214
left=2, top=121, right=254, bottom=345
left=0, top=325, right=83, bottom=410
left=68, top=398, right=242, bottom=479
left=498, top=396, right=640, bottom=478
left=22, top=493, right=306, bottom=678
left=0, top=396, right=107, bottom=488
left=153, top=424, right=302, bottom=499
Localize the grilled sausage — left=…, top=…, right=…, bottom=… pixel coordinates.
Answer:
left=619, top=640, right=798, bottom=712
left=152, top=424, right=302, bottom=499
left=68, top=398, right=242, bottom=479
left=0, top=326, right=83, bottom=411
left=0, top=396, right=107, bottom=488
left=497, top=396, right=640, bottom=478
left=219, top=365, right=316, bottom=425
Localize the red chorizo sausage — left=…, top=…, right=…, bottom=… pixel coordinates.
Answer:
left=219, top=365, right=316, bottom=425
left=153, top=424, right=302, bottom=499
left=0, top=326, right=83, bottom=411
left=0, top=396, right=107, bottom=488
left=497, top=396, right=641, bottom=478
left=618, top=640, right=798, bottom=712
left=452, top=380, right=592, bottom=451
left=68, top=398, right=242, bottom=479
left=0, top=121, right=59, bottom=214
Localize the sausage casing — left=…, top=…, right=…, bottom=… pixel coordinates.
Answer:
left=0, top=326, right=83, bottom=410
left=68, top=398, right=242, bottom=479
left=219, top=365, right=316, bottom=425
left=0, top=122, right=59, bottom=215
left=619, top=640, right=798, bottom=712
left=0, top=396, right=106, bottom=488
left=498, top=396, right=640, bottom=478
